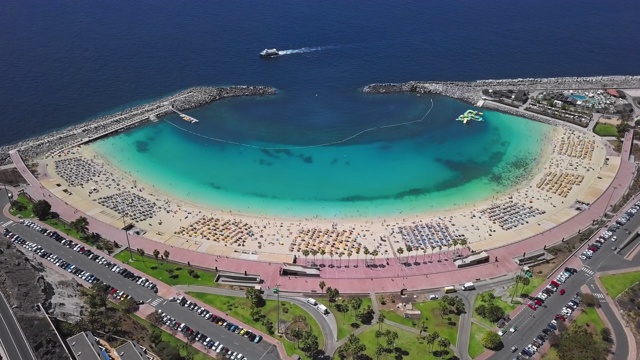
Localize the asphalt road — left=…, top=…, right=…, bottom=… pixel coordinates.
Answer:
left=491, top=213, right=640, bottom=360
left=0, top=189, right=278, bottom=360
left=0, top=289, right=37, bottom=360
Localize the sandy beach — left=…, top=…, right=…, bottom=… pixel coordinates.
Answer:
left=36, top=121, right=616, bottom=263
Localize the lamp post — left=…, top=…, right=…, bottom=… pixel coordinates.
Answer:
left=122, top=214, right=133, bottom=261
left=274, top=285, right=280, bottom=334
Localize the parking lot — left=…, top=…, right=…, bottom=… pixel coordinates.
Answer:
left=1, top=220, right=278, bottom=360
left=493, top=200, right=640, bottom=360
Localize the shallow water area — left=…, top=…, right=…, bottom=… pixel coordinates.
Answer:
left=92, top=94, right=552, bottom=218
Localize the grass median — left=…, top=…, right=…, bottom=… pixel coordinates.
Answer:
left=114, top=251, right=218, bottom=286
left=600, top=271, right=640, bottom=298
left=316, top=296, right=372, bottom=340
left=379, top=300, right=459, bottom=346
left=468, top=323, right=489, bottom=359
left=188, top=292, right=324, bottom=360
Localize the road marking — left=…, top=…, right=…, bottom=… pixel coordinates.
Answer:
left=1, top=220, right=13, bottom=227
left=580, top=266, right=595, bottom=276
left=593, top=293, right=605, bottom=300
left=149, top=298, right=163, bottom=306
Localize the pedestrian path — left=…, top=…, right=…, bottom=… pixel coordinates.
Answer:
left=581, top=266, right=595, bottom=276
left=593, top=293, right=606, bottom=300
left=1, top=220, right=13, bottom=227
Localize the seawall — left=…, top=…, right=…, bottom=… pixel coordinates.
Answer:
left=362, top=75, right=640, bottom=104
left=0, top=86, right=276, bottom=166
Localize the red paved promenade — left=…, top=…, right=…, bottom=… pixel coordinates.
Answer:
left=7, top=128, right=636, bottom=293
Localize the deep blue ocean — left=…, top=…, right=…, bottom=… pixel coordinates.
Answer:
left=1, top=1, right=638, bottom=217
left=1, top=0, right=638, bottom=145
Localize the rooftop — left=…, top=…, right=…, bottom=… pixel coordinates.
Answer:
left=67, top=332, right=106, bottom=360
left=115, top=341, right=147, bottom=360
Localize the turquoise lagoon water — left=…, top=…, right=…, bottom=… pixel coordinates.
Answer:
left=91, top=94, right=552, bottom=218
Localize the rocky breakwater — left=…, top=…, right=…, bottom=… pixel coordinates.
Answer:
left=0, top=85, right=276, bottom=166
left=363, top=75, right=640, bottom=104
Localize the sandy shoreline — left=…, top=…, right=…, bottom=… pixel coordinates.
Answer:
left=37, top=115, right=615, bottom=261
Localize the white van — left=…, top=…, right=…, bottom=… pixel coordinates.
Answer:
left=461, top=282, right=475, bottom=291
left=317, top=304, right=329, bottom=315
left=306, top=298, right=318, bottom=306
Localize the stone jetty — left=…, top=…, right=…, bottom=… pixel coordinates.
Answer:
left=0, top=86, right=276, bottom=166
left=362, top=75, right=640, bottom=104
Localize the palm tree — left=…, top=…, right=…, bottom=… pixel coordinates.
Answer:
left=311, top=249, right=318, bottom=265
left=397, top=247, right=404, bottom=263
left=377, top=312, right=386, bottom=331
left=347, top=251, right=352, bottom=268
left=371, top=249, right=379, bottom=265
left=430, top=245, right=436, bottom=261
left=446, top=242, right=452, bottom=258
left=338, top=252, right=344, bottom=267
left=320, top=248, right=326, bottom=265
left=452, top=239, right=459, bottom=256
left=438, top=338, right=451, bottom=357
left=163, top=250, right=170, bottom=265
left=319, top=281, right=326, bottom=294
left=329, top=251, right=335, bottom=267
left=71, top=216, right=90, bottom=236
left=302, top=249, right=310, bottom=265
left=136, top=248, right=146, bottom=267
left=414, top=246, right=420, bottom=263
left=426, top=333, right=436, bottom=353
left=438, top=245, right=442, bottom=260
left=459, top=238, right=468, bottom=255
left=355, top=248, right=360, bottom=268
left=405, top=245, right=412, bottom=263
left=423, top=248, right=428, bottom=263
left=152, top=249, right=160, bottom=265
left=363, top=248, right=370, bottom=266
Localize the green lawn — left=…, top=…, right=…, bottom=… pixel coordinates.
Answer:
left=600, top=271, right=640, bottom=298
left=593, top=123, right=619, bottom=137
left=131, top=315, right=214, bottom=360
left=188, top=292, right=324, bottom=360
left=572, top=307, right=605, bottom=333
left=468, top=323, right=489, bottom=359
left=380, top=300, right=459, bottom=346
left=508, top=276, right=545, bottom=299
left=8, top=194, right=35, bottom=218
left=540, top=347, right=560, bottom=360
left=472, top=291, right=518, bottom=328
left=357, top=323, right=449, bottom=360
left=44, top=218, right=86, bottom=242
left=114, top=251, right=218, bottom=286
left=317, top=297, right=372, bottom=340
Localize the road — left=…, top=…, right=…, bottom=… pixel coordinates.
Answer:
left=172, top=285, right=338, bottom=353
left=0, top=284, right=37, bottom=360
left=490, top=211, right=640, bottom=360
left=0, top=188, right=279, bottom=360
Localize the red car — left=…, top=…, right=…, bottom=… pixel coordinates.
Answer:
left=559, top=289, right=566, bottom=295
left=534, top=299, right=542, bottom=306
left=555, top=314, right=566, bottom=321
left=528, top=303, right=537, bottom=310
left=550, top=280, right=560, bottom=288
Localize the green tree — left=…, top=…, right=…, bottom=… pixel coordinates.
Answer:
left=385, top=330, right=398, bottom=347
left=377, top=312, right=386, bottom=331
left=557, top=326, right=609, bottom=360
left=350, top=297, right=363, bottom=319
left=149, top=327, right=162, bottom=345
left=337, top=334, right=366, bottom=360
left=70, top=216, right=89, bottom=236
left=153, top=249, right=160, bottom=265
left=119, top=296, right=138, bottom=314
left=327, top=287, right=340, bottom=303
left=319, top=280, right=326, bottom=294
left=300, top=331, right=319, bottom=357
left=484, top=304, right=505, bottom=323
left=397, top=247, right=404, bottom=263
left=245, top=287, right=265, bottom=307
left=136, top=248, right=146, bottom=266
left=10, top=201, right=26, bottom=212
left=302, top=249, right=310, bottom=265
left=438, top=338, right=451, bottom=357
left=163, top=249, right=170, bottom=264
left=32, top=199, right=51, bottom=220
left=146, top=312, right=164, bottom=327
left=156, top=342, right=181, bottom=360
left=480, top=331, right=502, bottom=349
left=290, top=327, right=304, bottom=348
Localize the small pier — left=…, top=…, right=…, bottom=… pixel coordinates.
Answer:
left=169, top=106, right=199, bottom=123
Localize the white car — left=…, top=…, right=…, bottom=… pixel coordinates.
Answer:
left=611, top=236, right=617, bottom=242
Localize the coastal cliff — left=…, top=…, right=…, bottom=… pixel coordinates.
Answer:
left=362, top=75, right=640, bottom=104
left=0, top=86, right=276, bottom=166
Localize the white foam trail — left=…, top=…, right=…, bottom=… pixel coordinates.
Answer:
left=278, top=45, right=337, bottom=55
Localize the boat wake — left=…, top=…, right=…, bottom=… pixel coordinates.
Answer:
left=278, top=45, right=338, bottom=56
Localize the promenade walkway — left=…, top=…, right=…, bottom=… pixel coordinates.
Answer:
left=6, top=118, right=637, bottom=295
